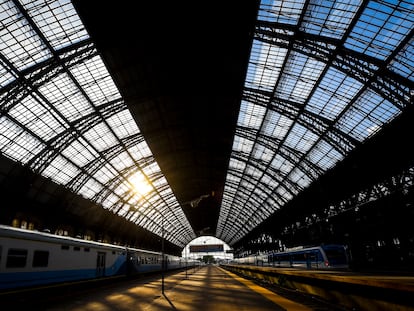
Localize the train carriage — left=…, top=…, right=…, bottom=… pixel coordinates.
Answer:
left=0, top=225, right=196, bottom=291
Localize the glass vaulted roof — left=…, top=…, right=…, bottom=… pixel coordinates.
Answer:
left=0, top=0, right=413, bottom=249
left=0, top=0, right=195, bottom=248
left=216, top=0, right=413, bottom=245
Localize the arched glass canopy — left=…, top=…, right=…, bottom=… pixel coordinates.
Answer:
left=0, top=0, right=412, bottom=249
left=0, top=0, right=195, bottom=248
left=216, top=0, right=413, bottom=245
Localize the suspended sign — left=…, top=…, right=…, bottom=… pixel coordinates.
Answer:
left=189, top=244, right=224, bottom=253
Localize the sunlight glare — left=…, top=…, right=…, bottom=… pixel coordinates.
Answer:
left=129, top=172, right=153, bottom=197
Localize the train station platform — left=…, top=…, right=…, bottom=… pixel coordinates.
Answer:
left=3, top=265, right=343, bottom=310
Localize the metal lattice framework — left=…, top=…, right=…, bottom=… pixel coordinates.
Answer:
left=0, top=0, right=413, bottom=249
left=217, top=0, right=414, bottom=245
left=0, top=0, right=195, bottom=248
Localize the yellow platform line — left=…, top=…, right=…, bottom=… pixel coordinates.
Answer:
left=220, top=267, right=312, bottom=311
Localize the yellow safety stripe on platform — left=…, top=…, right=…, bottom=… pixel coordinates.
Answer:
left=219, top=267, right=312, bottom=311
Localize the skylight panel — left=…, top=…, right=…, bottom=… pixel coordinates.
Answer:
left=275, top=52, right=326, bottom=103
left=142, top=161, right=160, bottom=178
left=337, top=90, right=399, bottom=141
left=237, top=100, right=266, bottom=129
left=252, top=143, right=275, bottom=163
left=302, top=0, right=362, bottom=38
left=61, top=138, right=98, bottom=167
left=77, top=178, right=103, bottom=199
left=306, top=68, right=363, bottom=120
left=93, top=162, right=117, bottom=185
left=0, top=1, right=51, bottom=70
left=275, top=185, right=293, bottom=201
left=307, top=140, right=343, bottom=170
left=261, top=172, right=279, bottom=190
left=106, top=110, right=140, bottom=139
left=42, top=154, right=81, bottom=184
left=128, top=141, right=153, bottom=160
left=271, top=153, right=295, bottom=174
left=0, top=63, right=15, bottom=87
left=113, top=182, right=129, bottom=197
left=245, top=41, right=288, bottom=91
left=8, top=94, right=65, bottom=140
left=232, top=134, right=254, bottom=154
left=258, top=0, right=306, bottom=25
left=0, top=116, right=44, bottom=163
left=70, top=56, right=121, bottom=105
left=39, top=73, right=94, bottom=122
left=109, top=151, right=134, bottom=170
left=389, top=40, right=414, bottom=81
left=22, top=0, right=88, bottom=50
left=101, top=192, right=119, bottom=210
left=245, top=164, right=263, bottom=180
left=346, top=0, right=414, bottom=60
left=83, top=122, right=118, bottom=152
left=284, top=123, right=317, bottom=153
left=262, top=110, right=294, bottom=138
left=288, top=167, right=311, bottom=189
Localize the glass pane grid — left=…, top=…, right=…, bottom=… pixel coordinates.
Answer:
left=23, top=0, right=89, bottom=50
left=302, top=0, right=361, bottom=38
left=0, top=1, right=51, bottom=70
left=346, top=0, right=414, bottom=59
left=258, top=0, right=305, bottom=24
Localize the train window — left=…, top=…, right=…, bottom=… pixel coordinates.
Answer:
left=6, top=248, right=27, bottom=268
left=73, top=246, right=80, bottom=251
left=84, top=248, right=90, bottom=252
left=33, top=250, right=49, bottom=267
left=61, top=245, right=70, bottom=250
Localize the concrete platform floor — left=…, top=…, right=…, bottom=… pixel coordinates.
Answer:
left=31, top=265, right=315, bottom=311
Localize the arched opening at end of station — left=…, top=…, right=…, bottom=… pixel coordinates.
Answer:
left=182, top=236, right=234, bottom=264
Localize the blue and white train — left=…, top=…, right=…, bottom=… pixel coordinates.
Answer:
left=233, top=244, right=349, bottom=270
left=0, top=225, right=197, bottom=291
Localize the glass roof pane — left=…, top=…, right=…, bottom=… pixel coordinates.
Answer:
left=93, top=162, right=117, bottom=185
left=83, top=122, right=118, bottom=152
left=346, top=0, right=414, bottom=60
left=8, top=94, right=67, bottom=140
left=106, top=110, right=140, bottom=139
left=237, top=100, right=266, bottom=129
left=307, top=140, right=344, bottom=170
left=39, top=72, right=94, bottom=122
left=232, top=134, right=254, bottom=154
left=77, top=178, right=103, bottom=199
left=42, top=154, right=81, bottom=185
left=70, top=56, right=121, bottom=105
left=337, top=90, right=400, bottom=141
left=0, top=116, right=44, bottom=164
left=284, top=123, right=318, bottom=153
left=389, top=39, right=414, bottom=81
left=288, top=167, right=311, bottom=189
left=109, top=151, right=134, bottom=171
left=0, top=1, right=51, bottom=70
left=129, top=141, right=153, bottom=160
left=0, top=62, right=15, bottom=87
left=61, top=138, right=98, bottom=167
left=258, top=0, right=306, bottom=24
left=22, top=0, right=89, bottom=50
left=262, top=111, right=293, bottom=139
left=251, top=143, right=275, bottom=163
left=275, top=52, right=326, bottom=103
left=245, top=41, right=288, bottom=92
left=306, top=68, right=363, bottom=121
left=302, top=0, right=362, bottom=38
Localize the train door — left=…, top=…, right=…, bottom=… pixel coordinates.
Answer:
left=96, top=252, right=106, bottom=277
